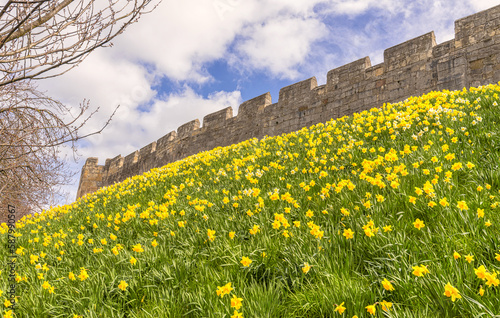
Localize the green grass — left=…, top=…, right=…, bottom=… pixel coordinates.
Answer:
left=2, top=84, right=500, bottom=317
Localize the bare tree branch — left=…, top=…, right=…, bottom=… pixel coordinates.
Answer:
left=0, top=0, right=161, bottom=223
left=0, top=81, right=120, bottom=223
left=0, top=0, right=161, bottom=86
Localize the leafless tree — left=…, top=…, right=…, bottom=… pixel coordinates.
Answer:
left=0, top=0, right=161, bottom=86
left=0, top=0, right=161, bottom=222
left=0, top=81, right=117, bottom=223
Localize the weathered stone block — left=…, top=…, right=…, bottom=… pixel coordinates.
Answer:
left=278, top=77, right=317, bottom=108
left=177, top=119, right=200, bottom=139
left=124, top=151, right=139, bottom=166
left=238, top=93, right=272, bottom=118
left=203, top=107, right=233, bottom=129
left=384, top=32, right=436, bottom=72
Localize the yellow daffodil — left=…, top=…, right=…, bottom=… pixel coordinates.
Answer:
left=444, top=283, right=461, bottom=302
left=230, top=295, right=243, bottom=310
left=240, top=256, right=252, bottom=267
left=381, top=278, right=394, bottom=291
left=118, top=280, right=128, bottom=291
left=366, top=304, right=376, bottom=316
left=413, top=219, right=425, bottom=230
left=334, top=302, right=346, bottom=314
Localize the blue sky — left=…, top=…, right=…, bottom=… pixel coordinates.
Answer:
left=36, top=0, right=499, bottom=203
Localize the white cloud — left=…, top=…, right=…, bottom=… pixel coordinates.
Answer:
left=71, top=86, right=242, bottom=162
left=30, top=0, right=499, bottom=205
left=110, top=0, right=331, bottom=82
left=320, top=0, right=407, bottom=16
left=56, top=86, right=242, bottom=204
left=111, top=0, right=244, bottom=83
left=37, top=49, right=155, bottom=135
left=466, top=0, right=499, bottom=11
left=233, top=16, right=328, bottom=79
left=129, top=87, right=242, bottom=147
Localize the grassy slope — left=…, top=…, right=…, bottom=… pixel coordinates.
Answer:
left=2, top=84, right=500, bottom=318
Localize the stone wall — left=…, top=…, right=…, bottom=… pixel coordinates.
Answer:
left=77, top=4, right=500, bottom=199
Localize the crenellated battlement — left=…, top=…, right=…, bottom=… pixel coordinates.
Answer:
left=203, top=107, right=233, bottom=129
left=77, top=4, right=500, bottom=199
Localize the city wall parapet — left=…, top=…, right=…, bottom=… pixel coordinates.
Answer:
left=76, top=5, right=500, bottom=199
